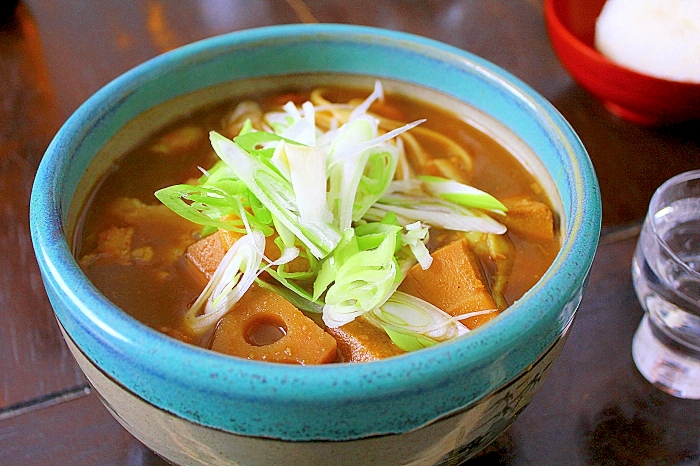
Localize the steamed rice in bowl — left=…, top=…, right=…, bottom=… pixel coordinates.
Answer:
left=545, top=0, right=700, bottom=124
left=595, top=0, right=700, bottom=83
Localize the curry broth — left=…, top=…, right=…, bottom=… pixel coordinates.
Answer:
left=74, top=83, right=560, bottom=353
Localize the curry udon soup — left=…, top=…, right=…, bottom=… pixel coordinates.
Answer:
left=73, top=78, right=560, bottom=365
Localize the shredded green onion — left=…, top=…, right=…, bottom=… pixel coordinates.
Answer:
left=210, top=131, right=341, bottom=259
left=364, top=291, right=469, bottom=351
left=320, top=226, right=402, bottom=328
left=184, top=231, right=266, bottom=335
left=370, top=190, right=506, bottom=234
left=419, top=175, right=508, bottom=212
left=155, top=80, right=510, bottom=346
left=402, top=221, right=433, bottom=269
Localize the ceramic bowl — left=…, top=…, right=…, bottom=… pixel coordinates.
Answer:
left=30, top=24, right=601, bottom=466
left=544, top=0, right=700, bottom=126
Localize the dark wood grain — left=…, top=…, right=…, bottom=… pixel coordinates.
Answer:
left=0, top=389, right=167, bottom=466
left=1, top=0, right=699, bottom=463
left=22, top=0, right=300, bottom=118
left=0, top=3, right=86, bottom=414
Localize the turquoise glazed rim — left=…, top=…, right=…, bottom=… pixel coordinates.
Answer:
left=30, top=24, right=601, bottom=441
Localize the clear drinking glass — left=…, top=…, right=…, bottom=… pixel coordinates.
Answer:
left=631, top=169, right=700, bottom=399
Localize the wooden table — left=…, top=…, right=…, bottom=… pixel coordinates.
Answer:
left=2, top=1, right=699, bottom=464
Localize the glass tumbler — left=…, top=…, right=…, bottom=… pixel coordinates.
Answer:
left=631, top=169, right=700, bottom=399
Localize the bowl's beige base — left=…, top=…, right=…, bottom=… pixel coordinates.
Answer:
left=61, top=324, right=565, bottom=466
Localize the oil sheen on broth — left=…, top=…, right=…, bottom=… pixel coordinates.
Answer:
left=74, top=82, right=560, bottom=363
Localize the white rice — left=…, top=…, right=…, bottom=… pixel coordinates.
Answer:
left=595, top=0, right=700, bottom=83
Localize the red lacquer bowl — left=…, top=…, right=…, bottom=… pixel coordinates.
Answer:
left=544, top=0, right=700, bottom=126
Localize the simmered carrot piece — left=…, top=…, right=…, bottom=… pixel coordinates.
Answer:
left=326, top=316, right=405, bottom=362
left=262, top=235, right=311, bottom=274
left=501, top=196, right=555, bottom=243
left=398, top=238, right=499, bottom=330
left=210, top=284, right=338, bottom=365
left=216, top=228, right=242, bottom=250
left=187, top=227, right=311, bottom=281
left=185, top=230, right=243, bottom=279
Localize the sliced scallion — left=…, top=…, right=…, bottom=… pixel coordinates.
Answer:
left=419, top=175, right=508, bottom=212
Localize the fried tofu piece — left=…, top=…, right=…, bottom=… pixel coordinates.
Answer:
left=108, top=197, right=174, bottom=223
left=211, top=284, right=338, bottom=365
left=106, top=197, right=200, bottom=265
left=79, top=225, right=156, bottom=268
left=95, top=226, right=134, bottom=265
left=79, top=196, right=202, bottom=277
left=398, top=238, right=499, bottom=330
left=326, top=316, right=405, bottom=362
left=149, top=125, right=207, bottom=155
left=501, top=196, right=555, bottom=243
